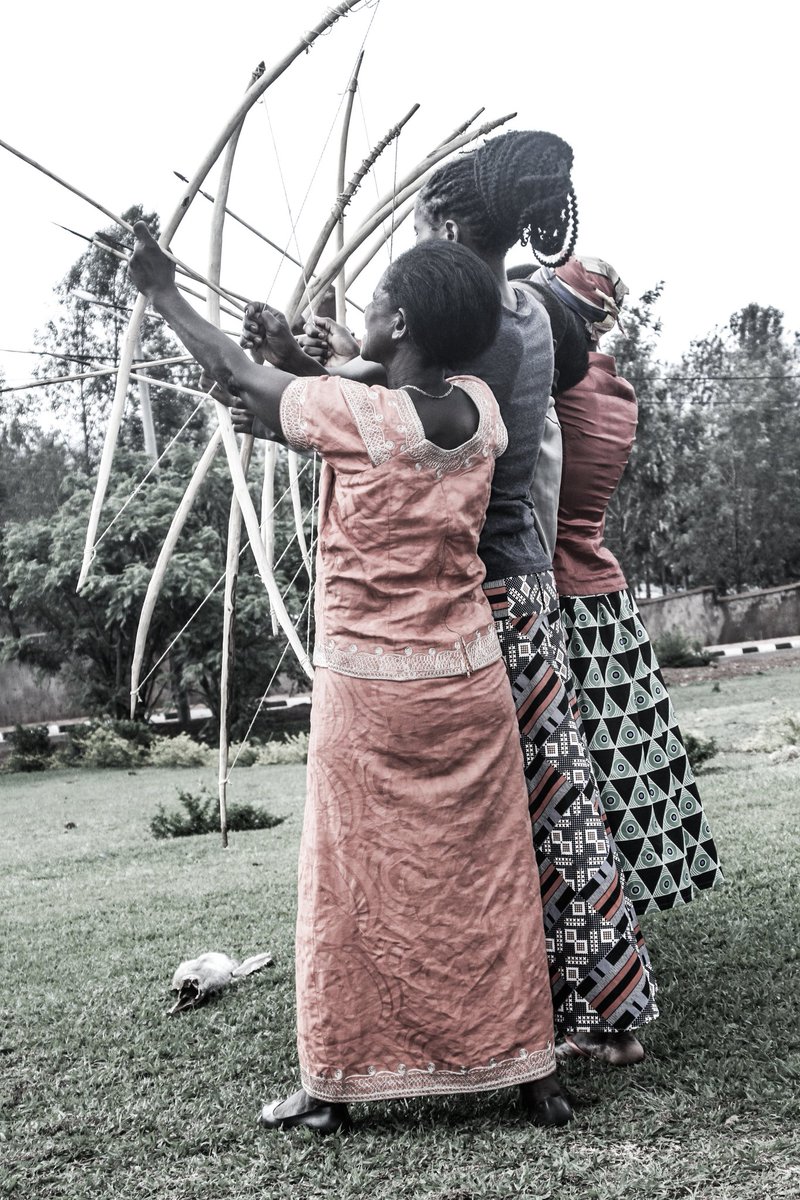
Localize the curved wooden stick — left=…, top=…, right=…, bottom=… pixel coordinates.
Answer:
left=261, top=441, right=279, bottom=636
left=335, top=51, right=364, bottom=325
left=76, top=0, right=365, bottom=591
left=302, top=112, right=517, bottom=311
left=129, top=428, right=223, bottom=716
left=215, top=401, right=313, bottom=679
left=285, top=103, right=420, bottom=320
left=287, top=450, right=313, bottom=583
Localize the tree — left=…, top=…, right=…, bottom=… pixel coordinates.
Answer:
left=0, top=445, right=312, bottom=722
left=1, top=209, right=316, bottom=729
left=604, top=284, right=678, bottom=595
left=29, top=205, right=206, bottom=472
left=0, top=386, right=73, bottom=642
left=605, top=294, right=800, bottom=596
left=674, top=304, right=800, bottom=592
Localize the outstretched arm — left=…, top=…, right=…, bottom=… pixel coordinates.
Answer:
left=128, top=222, right=294, bottom=435
left=243, top=308, right=386, bottom=386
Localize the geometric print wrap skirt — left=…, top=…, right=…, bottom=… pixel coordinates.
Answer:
left=560, top=588, right=723, bottom=915
left=483, top=571, right=659, bottom=1035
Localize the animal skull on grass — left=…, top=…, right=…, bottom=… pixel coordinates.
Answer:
left=169, top=951, right=273, bottom=1014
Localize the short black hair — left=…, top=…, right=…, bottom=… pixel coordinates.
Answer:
left=381, top=241, right=501, bottom=367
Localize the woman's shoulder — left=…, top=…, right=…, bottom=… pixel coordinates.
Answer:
left=446, top=374, right=495, bottom=400
left=446, top=375, right=508, bottom=457
left=281, top=374, right=401, bottom=468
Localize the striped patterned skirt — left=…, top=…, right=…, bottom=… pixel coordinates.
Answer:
left=483, top=571, right=658, bottom=1035
left=560, top=589, right=723, bottom=914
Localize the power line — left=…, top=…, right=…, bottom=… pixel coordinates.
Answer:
left=626, top=374, right=800, bottom=382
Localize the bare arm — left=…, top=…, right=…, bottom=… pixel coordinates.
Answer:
left=128, top=222, right=295, bottom=436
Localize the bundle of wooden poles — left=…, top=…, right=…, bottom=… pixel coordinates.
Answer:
left=0, top=0, right=516, bottom=844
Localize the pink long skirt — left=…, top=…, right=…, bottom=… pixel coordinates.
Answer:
left=296, top=661, right=556, bottom=1103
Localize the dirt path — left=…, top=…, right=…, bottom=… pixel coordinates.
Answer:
left=662, top=646, right=800, bottom=686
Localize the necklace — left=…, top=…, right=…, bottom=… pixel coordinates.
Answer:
left=403, top=381, right=455, bottom=400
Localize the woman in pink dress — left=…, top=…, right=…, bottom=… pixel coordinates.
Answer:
left=295, top=132, right=659, bottom=1066
left=128, top=225, right=570, bottom=1133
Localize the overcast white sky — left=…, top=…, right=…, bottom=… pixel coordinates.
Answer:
left=1, top=0, right=797, bottom=390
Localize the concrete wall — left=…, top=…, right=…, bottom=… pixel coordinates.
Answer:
left=718, top=582, right=800, bottom=644
left=638, top=580, right=800, bottom=646
left=0, top=661, right=85, bottom=726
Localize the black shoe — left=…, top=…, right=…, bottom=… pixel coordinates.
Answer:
left=259, top=1089, right=350, bottom=1135
left=523, top=1092, right=573, bottom=1127
left=519, top=1079, right=573, bottom=1127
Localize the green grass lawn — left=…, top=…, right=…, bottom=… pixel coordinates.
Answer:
left=2, top=667, right=799, bottom=1199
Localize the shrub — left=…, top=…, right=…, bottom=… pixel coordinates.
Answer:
left=683, top=732, right=718, bottom=771
left=107, top=719, right=156, bottom=751
left=146, top=732, right=213, bottom=768
left=653, top=630, right=713, bottom=669
left=7, top=724, right=52, bottom=772
left=55, top=723, right=94, bottom=764
left=255, top=731, right=309, bottom=766
left=150, top=786, right=284, bottom=839
left=54, top=719, right=153, bottom=765
left=781, top=714, right=800, bottom=746
left=80, top=726, right=144, bottom=769
left=228, top=742, right=259, bottom=768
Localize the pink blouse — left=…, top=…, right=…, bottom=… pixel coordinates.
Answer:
left=279, top=374, right=508, bottom=681
left=552, top=352, right=637, bottom=597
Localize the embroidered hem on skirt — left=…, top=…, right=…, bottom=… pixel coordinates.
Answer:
left=302, top=1043, right=555, bottom=1103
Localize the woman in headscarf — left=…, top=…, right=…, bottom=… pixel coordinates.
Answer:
left=539, top=257, right=723, bottom=930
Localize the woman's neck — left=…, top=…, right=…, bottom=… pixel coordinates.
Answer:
left=455, top=232, right=515, bottom=308
left=481, top=250, right=517, bottom=308
left=384, top=355, right=449, bottom=393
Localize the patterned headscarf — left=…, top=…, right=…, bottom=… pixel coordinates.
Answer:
left=540, top=255, right=628, bottom=338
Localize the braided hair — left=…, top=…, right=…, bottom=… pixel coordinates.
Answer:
left=418, top=131, right=578, bottom=266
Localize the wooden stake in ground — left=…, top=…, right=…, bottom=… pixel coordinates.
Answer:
left=208, top=67, right=258, bottom=851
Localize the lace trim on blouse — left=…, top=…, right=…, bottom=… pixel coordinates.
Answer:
left=314, top=625, right=501, bottom=681
left=394, top=377, right=507, bottom=478
left=280, top=376, right=507, bottom=470
left=279, top=378, right=313, bottom=451
left=340, top=378, right=397, bottom=466
left=301, top=1042, right=555, bottom=1102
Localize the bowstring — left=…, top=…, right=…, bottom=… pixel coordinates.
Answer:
left=132, top=463, right=317, bottom=700
left=225, top=529, right=318, bottom=778
left=356, top=85, right=387, bottom=240
left=90, top=385, right=213, bottom=558
left=261, top=0, right=383, bottom=311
